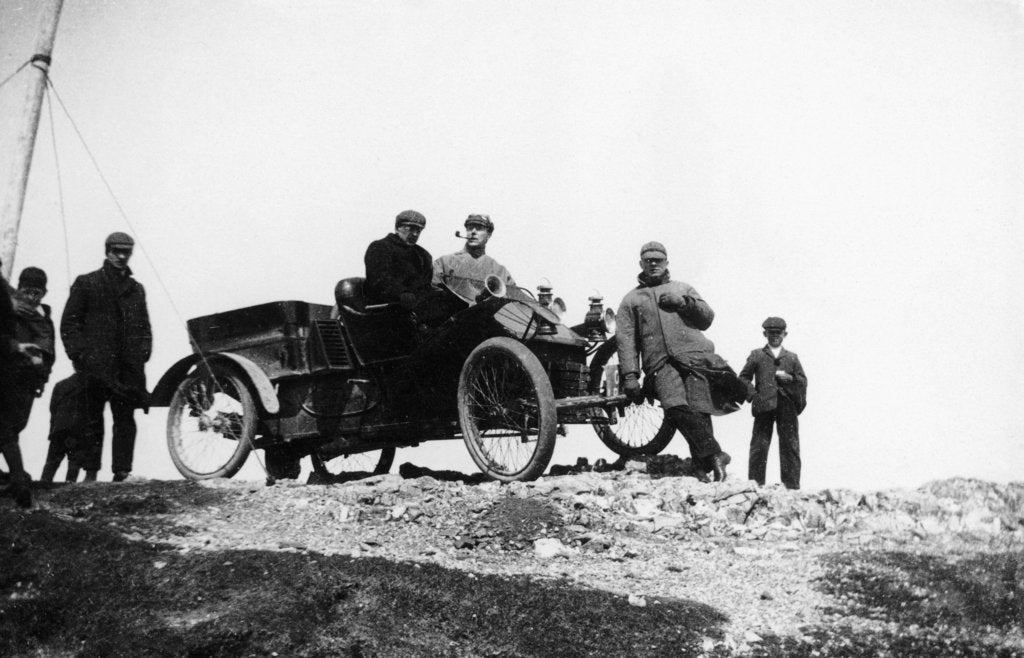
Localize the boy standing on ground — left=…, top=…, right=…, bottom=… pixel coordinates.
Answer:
left=40, top=374, right=88, bottom=483
left=739, top=317, right=807, bottom=489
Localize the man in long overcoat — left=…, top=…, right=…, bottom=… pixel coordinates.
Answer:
left=0, top=264, right=39, bottom=506
left=615, top=241, right=730, bottom=481
left=0, top=267, right=55, bottom=490
left=364, top=210, right=435, bottom=307
left=739, top=316, right=808, bottom=489
left=364, top=209, right=454, bottom=326
left=61, top=232, right=152, bottom=481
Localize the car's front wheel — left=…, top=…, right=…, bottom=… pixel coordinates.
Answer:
left=167, top=364, right=255, bottom=480
left=458, top=337, right=557, bottom=482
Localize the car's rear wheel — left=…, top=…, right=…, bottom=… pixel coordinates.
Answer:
left=310, top=448, right=395, bottom=480
left=588, top=338, right=675, bottom=456
left=458, top=337, right=557, bottom=482
left=167, top=365, right=255, bottom=480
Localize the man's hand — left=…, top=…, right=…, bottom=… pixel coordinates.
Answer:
left=658, top=292, right=690, bottom=312
left=17, top=342, right=42, bottom=365
left=13, top=297, right=34, bottom=316
left=775, top=370, right=794, bottom=383
left=622, top=373, right=644, bottom=404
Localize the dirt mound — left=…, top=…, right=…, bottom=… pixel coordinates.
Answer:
left=2, top=467, right=1022, bottom=656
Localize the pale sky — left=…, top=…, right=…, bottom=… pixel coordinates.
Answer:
left=2, top=1, right=1022, bottom=490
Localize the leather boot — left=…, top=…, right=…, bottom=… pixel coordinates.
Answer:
left=7, top=471, right=32, bottom=508
left=710, top=452, right=728, bottom=482
left=83, top=470, right=97, bottom=482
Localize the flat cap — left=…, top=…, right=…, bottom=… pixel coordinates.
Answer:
left=464, top=214, right=494, bottom=231
left=762, top=316, right=787, bottom=331
left=18, top=266, right=47, bottom=291
left=640, top=241, right=667, bottom=259
left=105, top=231, right=135, bottom=248
left=395, top=209, right=426, bottom=228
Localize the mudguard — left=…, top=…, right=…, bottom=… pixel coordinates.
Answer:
left=149, top=352, right=280, bottom=414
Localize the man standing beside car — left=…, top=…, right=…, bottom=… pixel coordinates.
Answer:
left=61, top=232, right=151, bottom=482
left=432, top=214, right=517, bottom=300
left=615, top=241, right=730, bottom=481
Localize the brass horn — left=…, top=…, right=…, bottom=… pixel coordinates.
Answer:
left=475, top=274, right=507, bottom=302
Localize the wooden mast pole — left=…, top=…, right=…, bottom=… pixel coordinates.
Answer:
left=0, top=0, right=64, bottom=281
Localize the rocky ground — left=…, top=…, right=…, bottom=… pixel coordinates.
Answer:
left=3, top=457, right=1024, bottom=656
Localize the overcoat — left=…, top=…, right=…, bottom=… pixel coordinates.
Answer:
left=738, top=346, right=807, bottom=416
left=60, top=261, right=151, bottom=401
left=13, top=301, right=55, bottom=393
left=0, top=282, right=17, bottom=362
left=364, top=233, right=434, bottom=304
left=615, top=273, right=718, bottom=412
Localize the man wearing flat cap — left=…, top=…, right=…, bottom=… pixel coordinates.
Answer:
left=364, top=210, right=438, bottom=311
left=61, top=232, right=151, bottom=482
left=0, top=265, right=51, bottom=506
left=432, top=214, right=518, bottom=301
left=615, top=241, right=732, bottom=481
left=739, top=316, right=807, bottom=489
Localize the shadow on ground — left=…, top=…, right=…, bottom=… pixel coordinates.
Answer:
left=747, top=549, right=1023, bottom=658
left=1, top=508, right=726, bottom=657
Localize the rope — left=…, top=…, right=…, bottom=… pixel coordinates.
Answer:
left=43, top=84, right=71, bottom=288
left=0, top=59, right=31, bottom=92
left=44, top=76, right=273, bottom=482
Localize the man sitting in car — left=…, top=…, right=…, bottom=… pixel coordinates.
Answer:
left=364, top=209, right=435, bottom=308
left=432, top=214, right=518, bottom=301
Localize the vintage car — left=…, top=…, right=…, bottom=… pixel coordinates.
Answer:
left=150, top=276, right=673, bottom=483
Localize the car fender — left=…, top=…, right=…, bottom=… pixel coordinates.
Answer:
left=149, top=353, right=281, bottom=414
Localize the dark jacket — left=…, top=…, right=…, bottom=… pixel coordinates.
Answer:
left=13, top=299, right=55, bottom=394
left=48, top=374, right=88, bottom=439
left=61, top=261, right=151, bottom=402
left=0, top=281, right=17, bottom=363
left=739, top=346, right=807, bottom=416
left=363, top=233, right=434, bottom=305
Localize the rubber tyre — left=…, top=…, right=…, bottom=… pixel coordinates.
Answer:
left=167, top=365, right=255, bottom=480
left=588, top=337, right=675, bottom=456
left=458, top=337, right=557, bottom=482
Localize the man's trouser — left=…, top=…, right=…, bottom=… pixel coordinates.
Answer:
left=664, top=406, right=722, bottom=469
left=0, top=369, right=35, bottom=485
left=748, top=395, right=800, bottom=489
left=0, top=378, right=36, bottom=448
left=74, top=378, right=137, bottom=474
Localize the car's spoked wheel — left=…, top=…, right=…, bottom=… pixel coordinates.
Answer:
left=167, top=365, right=255, bottom=480
left=588, top=337, right=675, bottom=456
left=458, top=337, right=556, bottom=482
left=310, top=448, right=395, bottom=481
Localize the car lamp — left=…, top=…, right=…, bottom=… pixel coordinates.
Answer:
left=583, top=293, right=607, bottom=342
left=536, top=280, right=553, bottom=308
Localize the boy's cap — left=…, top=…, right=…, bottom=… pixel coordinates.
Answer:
left=762, top=316, right=787, bottom=331
left=105, top=232, right=135, bottom=248
left=395, top=209, right=426, bottom=228
left=18, top=266, right=47, bottom=291
left=640, top=241, right=667, bottom=259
